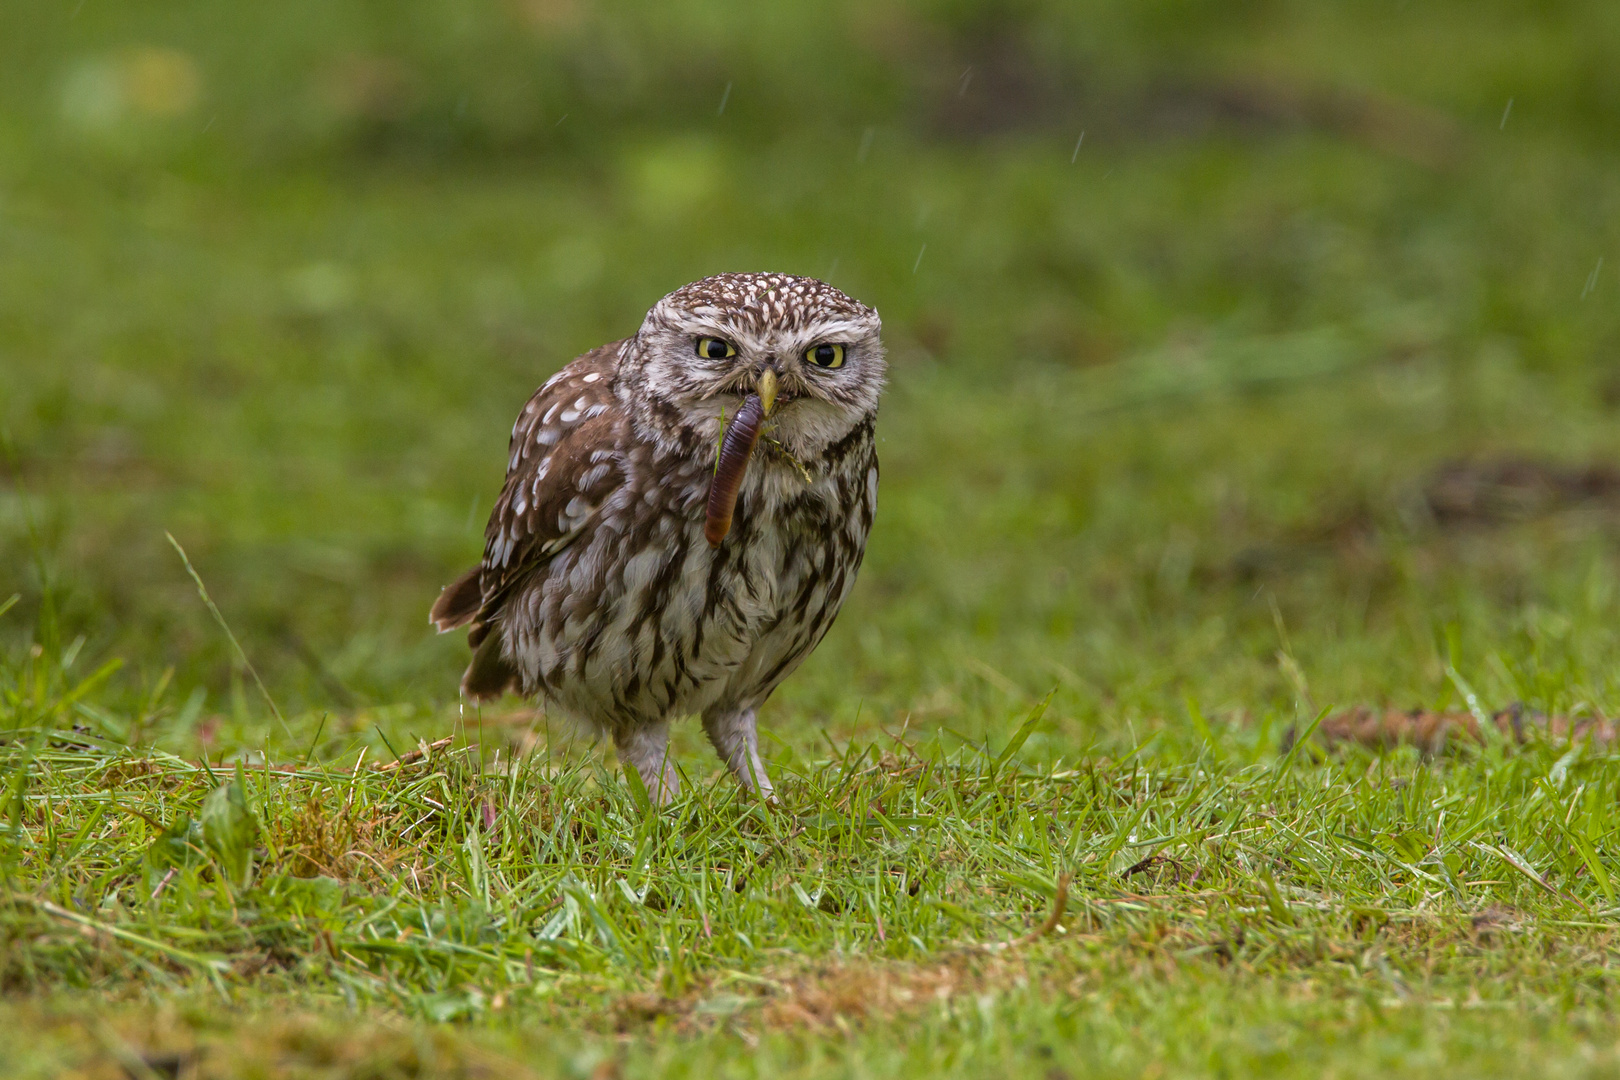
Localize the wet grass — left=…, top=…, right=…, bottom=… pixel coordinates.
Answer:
left=6, top=0, right=1620, bottom=1075
left=7, top=647, right=1620, bottom=1079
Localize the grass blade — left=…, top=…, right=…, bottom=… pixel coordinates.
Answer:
left=165, top=533, right=291, bottom=743
left=995, top=689, right=1055, bottom=769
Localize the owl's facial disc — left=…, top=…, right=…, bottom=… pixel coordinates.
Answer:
left=631, top=273, right=886, bottom=460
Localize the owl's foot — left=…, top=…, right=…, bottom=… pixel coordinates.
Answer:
left=614, top=721, right=680, bottom=806
left=703, top=707, right=776, bottom=803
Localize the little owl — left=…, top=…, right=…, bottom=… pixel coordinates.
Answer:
left=431, top=273, right=884, bottom=804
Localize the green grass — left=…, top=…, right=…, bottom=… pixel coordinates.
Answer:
left=6, top=0, right=1620, bottom=1075
left=8, top=670, right=1620, bottom=1078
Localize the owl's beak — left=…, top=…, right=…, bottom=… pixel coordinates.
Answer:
left=756, top=368, right=779, bottom=417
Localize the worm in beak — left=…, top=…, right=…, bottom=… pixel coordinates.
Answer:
left=704, top=370, right=779, bottom=547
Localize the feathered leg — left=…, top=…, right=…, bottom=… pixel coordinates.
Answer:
left=702, top=707, right=775, bottom=801
left=614, top=721, right=679, bottom=806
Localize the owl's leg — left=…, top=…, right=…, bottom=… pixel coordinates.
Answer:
left=702, top=707, right=775, bottom=801
left=614, top=721, right=679, bottom=806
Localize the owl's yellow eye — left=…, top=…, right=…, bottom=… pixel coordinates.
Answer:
left=805, top=343, right=845, bottom=369
left=695, top=337, right=737, bottom=360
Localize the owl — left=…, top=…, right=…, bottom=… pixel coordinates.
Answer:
left=431, top=273, right=884, bottom=804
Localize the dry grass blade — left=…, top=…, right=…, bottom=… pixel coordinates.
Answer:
left=1014, top=873, right=1070, bottom=946
left=165, top=532, right=292, bottom=743
left=29, top=898, right=230, bottom=977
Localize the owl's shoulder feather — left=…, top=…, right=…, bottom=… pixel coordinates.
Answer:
left=429, top=340, right=629, bottom=643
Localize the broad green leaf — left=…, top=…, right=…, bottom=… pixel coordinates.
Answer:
left=201, top=763, right=260, bottom=889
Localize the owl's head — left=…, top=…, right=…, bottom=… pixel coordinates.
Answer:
left=622, top=272, right=885, bottom=460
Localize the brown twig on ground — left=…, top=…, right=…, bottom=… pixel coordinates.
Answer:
left=376, top=736, right=454, bottom=771
left=1314, top=704, right=1614, bottom=754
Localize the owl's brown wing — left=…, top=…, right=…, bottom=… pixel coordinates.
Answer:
left=429, top=341, right=628, bottom=698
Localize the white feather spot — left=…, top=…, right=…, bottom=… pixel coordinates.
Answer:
left=559, top=408, right=581, bottom=423
left=581, top=372, right=600, bottom=383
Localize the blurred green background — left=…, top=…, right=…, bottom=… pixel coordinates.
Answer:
left=4, top=0, right=1620, bottom=757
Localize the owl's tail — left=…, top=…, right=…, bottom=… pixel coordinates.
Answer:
left=432, top=566, right=519, bottom=701
left=461, top=630, right=519, bottom=702
left=430, top=566, right=483, bottom=632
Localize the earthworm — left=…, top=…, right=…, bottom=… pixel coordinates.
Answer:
left=705, top=393, right=766, bottom=547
